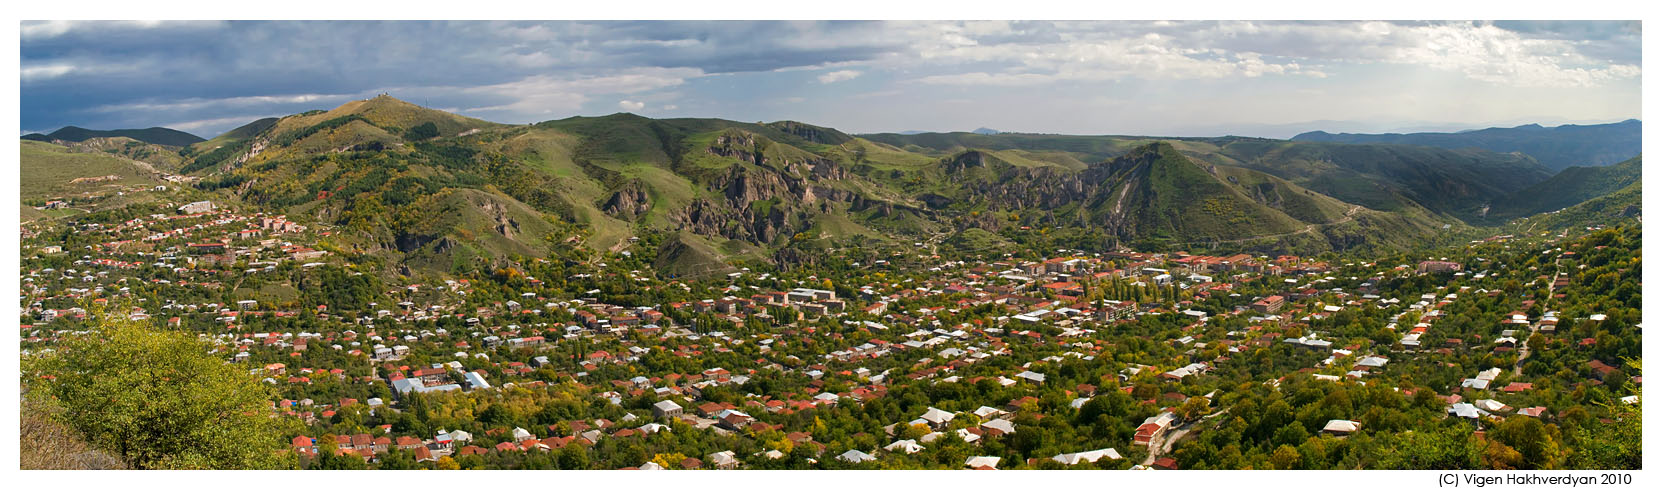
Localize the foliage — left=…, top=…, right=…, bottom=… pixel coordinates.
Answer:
left=23, top=307, right=297, bottom=469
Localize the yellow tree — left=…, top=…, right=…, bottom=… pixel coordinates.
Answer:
left=24, top=305, right=297, bottom=469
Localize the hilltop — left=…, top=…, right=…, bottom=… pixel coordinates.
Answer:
left=23, top=125, right=205, bottom=147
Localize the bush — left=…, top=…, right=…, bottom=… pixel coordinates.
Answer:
left=23, top=308, right=296, bottom=469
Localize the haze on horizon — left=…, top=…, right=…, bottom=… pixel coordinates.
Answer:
left=20, top=20, right=1642, bottom=140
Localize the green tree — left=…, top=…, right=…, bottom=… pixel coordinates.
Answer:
left=403, top=122, right=440, bottom=141
left=1567, top=359, right=1641, bottom=469
left=24, top=308, right=295, bottom=469
left=1270, top=444, right=1302, bottom=469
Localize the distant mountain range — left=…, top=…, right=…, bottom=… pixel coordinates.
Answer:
left=22, top=126, right=206, bottom=147
left=1292, top=120, right=1640, bottom=172
left=20, top=95, right=1637, bottom=279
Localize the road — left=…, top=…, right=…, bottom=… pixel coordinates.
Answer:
left=1141, top=408, right=1229, bottom=466
left=1517, top=257, right=1564, bottom=375
left=1170, top=205, right=1362, bottom=248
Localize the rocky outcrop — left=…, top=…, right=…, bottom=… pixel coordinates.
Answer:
left=602, top=181, right=652, bottom=221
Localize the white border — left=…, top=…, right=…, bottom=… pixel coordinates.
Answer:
left=4, top=2, right=1655, bottom=488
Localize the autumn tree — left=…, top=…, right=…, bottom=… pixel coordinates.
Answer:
left=24, top=307, right=296, bottom=469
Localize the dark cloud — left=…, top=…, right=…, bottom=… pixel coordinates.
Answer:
left=20, top=20, right=1641, bottom=138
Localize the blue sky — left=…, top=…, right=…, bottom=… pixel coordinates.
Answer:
left=19, top=20, right=1642, bottom=139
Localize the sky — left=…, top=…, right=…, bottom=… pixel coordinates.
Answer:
left=18, top=20, right=1643, bottom=139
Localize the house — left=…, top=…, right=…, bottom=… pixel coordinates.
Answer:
left=1475, top=399, right=1511, bottom=413
left=1161, top=362, right=1209, bottom=381
left=653, top=400, right=684, bottom=418
left=1051, top=448, right=1122, bottom=465
left=1015, top=371, right=1046, bottom=385
left=1251, top=295, right=1284, bottom=313
left=714, top=409, right=755, bottom=430
left=291, top=436, right=315, bottom=455
left=884, top=439, right=924, bottom=454
left=1133, top=412, right=1177, bottom=445
left=1322, top=420, right=1361, bottom=436
left=1448, top=403, right=1489, bottom=420
left=837, top=449, right=877, bottom=464
left=964, top=456, right=1001, bottom=470
left=707, top=450, right=740, bottom=470
left=918, top=407, right=956, bottom=428
left=980, top=419, right=1016, bottom=437
left=973, top=406, right=1007, bottom=419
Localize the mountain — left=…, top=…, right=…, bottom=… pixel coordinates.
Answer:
left=38, top=95, right=1614, bottom=279
left=1487, top=156, right=1642, bottom=221
left=22, top=126, right=205, bottom=147
left=1199, top=139, right=1554, bottom=220
left=1291, top=120, right=1640, bottom=172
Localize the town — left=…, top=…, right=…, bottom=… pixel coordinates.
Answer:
left=20, top=187, right=1642, bottom=470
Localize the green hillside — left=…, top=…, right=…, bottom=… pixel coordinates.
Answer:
left=40, top=95, right=1629, bottom=275
left=1508, top=181, right=1641, bottom=234
left=1488, top=156, right=1641, bottom=220
left=20, top=140, right=166, bottom=201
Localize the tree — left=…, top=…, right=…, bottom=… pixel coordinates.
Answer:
left=403, top=122, right=440, bottom=141
left=1176, top=396, right=1211, bottom=421
left=24, top=308, right=296, bottom=469
left=1568, top=359, right=1641, bottom=469
left=1270, top=444, right=1302, bottom=469
left=1490, top=415, right=1564, bottom=469
left=435, top=456, right=461, bottom=470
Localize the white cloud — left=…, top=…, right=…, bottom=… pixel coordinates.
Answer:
left=21, top=20, right=223, bottom=40
left=883, top=20, right=1635, bottom=89
left=21, top=63, right=77, bottom=81
left=817, top=70, right=862, bottom=83
left=662, top=104, right=678, bottom=110
left=161, top=114, right=282, bottom=133
left=618, top=100, right=646, bottom=111
left=90, top=93, right=354, bottom=113
left=460, top=67, right=699, bottom=115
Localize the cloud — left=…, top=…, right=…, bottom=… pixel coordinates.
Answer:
left=18, top=21, right=1641, bottom=138
left=618, top=100, right=646, bottom=111
left=89, top=93, right=355, bottom=113
left=817, top=70, right=862, bottom=83
left=21, top=63, right=77, bottom=81
left=460, top=67, right=697, bottom=115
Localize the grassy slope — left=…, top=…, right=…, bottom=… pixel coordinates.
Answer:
left=1507, top=181, right=1642, bottom=233
left=1102, top=143, right=1306, bottom=242
left=21, top=140, right=164, bottom=200
left=1488, top=156, right=1641, bottom=220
